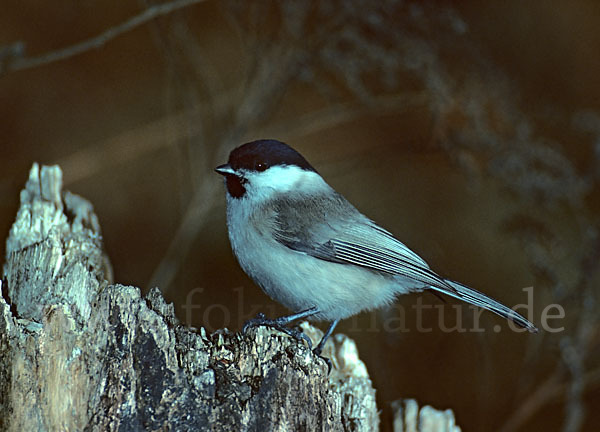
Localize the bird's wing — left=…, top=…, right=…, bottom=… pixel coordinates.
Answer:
left=269, top=193, right=456, bottom=292
left=269, top=192, right=538, bottom=332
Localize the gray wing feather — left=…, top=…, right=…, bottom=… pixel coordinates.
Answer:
left=270, top=193, right=456, bottom=292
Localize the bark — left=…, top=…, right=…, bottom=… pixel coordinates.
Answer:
left=0, top=163, right=460, bottom=432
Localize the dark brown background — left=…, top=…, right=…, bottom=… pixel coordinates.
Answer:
left=1, top=1, right=599, bottom=431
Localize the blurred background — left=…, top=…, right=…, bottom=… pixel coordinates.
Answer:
left=1, top=1, right=599, bottom=430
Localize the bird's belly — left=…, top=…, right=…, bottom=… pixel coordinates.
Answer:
left=232, top=233, right=397, bottom=321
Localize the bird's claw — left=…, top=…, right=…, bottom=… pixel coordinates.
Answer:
left=242, top=313, right=267, bottom=333
left=243, top=313, right=332, bottom=374
left=242, top=313, right=313, bottom=349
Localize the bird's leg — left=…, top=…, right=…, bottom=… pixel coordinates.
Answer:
left=242, top=306, right=319, bottom=349
left=313, top=320, right=339, bottom=374
left=313, top=319, right=339, bottom=356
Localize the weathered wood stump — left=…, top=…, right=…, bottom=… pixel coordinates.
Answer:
left=0, top=164, right=460, bottom=431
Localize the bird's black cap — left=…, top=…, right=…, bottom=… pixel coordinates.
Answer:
left=227, top=139, right=317, bottom=173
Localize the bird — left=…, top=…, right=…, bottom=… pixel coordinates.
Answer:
left=215, top=139, right=538, bottom=363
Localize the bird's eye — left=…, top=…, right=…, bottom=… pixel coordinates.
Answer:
left=255, top=162, right=268, bottom=172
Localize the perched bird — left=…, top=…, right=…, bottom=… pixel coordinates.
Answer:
left=215, top=139, right=537, bottom=360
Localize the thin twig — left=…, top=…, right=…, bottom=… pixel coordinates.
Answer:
left=498, top=366, right=600, bottom=432
left=4, top=0, right=207, bottom=73
left=259, top=92, right=430, bottom=141
left=146, top=179, right=220, bottom=291
left=57, top=110, right=201, bottom=186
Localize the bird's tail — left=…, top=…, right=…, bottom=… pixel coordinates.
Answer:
left=432, top=279, right=538, bottom=333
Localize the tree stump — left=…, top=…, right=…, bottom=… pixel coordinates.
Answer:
left=0, top=163, right=460, bottom=431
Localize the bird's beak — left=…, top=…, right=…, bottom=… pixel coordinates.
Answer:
left=215, top=164, right=236, bottom=176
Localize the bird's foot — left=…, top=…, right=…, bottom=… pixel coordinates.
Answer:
left=242, top=313, right=313, bottom=349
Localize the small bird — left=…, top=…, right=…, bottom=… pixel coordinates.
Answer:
left=215, top=139, right=537, bottom=361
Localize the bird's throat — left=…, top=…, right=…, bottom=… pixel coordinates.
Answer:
left=226, top=175, right=247, bottom=199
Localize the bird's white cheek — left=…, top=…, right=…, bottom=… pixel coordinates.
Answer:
left=250, top=166, right=331, bottom=197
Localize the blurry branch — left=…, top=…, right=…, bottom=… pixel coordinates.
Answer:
left=262, top=92, right=429, bottom=141
left=147, top=178, right=219, bottom=292
left=139, top=0, right=227, bottom=194
left=57, top=110, right=200, bottom=186
left=560, top=230, right=600, bottom=432
left=143, top=1, right=226, bottom=102
left=498, top=365, right=600, bottom=432
left=1, top=0, right=207, bottom=74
